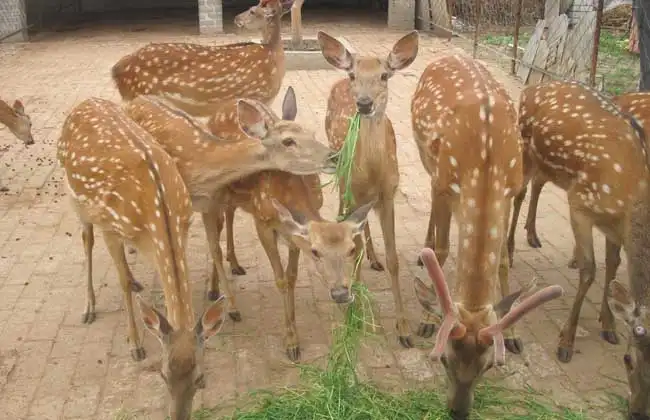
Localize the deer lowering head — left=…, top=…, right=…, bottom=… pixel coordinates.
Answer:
left=416, top=248, right=563, bottom=419
left=317, top=30, right=419, bottom=117
left=0, top=99, right=34, bottom=145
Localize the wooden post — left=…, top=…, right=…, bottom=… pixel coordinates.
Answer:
left=589, top=0, right=604, bottom=86
left=512, top=0, right=524, bottom=74
left=291, top=0, right=305, bottom=48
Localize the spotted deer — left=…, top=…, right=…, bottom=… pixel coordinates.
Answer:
left=317, top=30, right=419, bottom=347
left=203, top=87, right=373, bottom=360
left=0, top=99, right=34, bottom=145
left=416, top=248, right=563, bottom=420
left=505, top=80, right=649, bottom=365
left=123, top=93, right=336, bottom=323
left=111, top=0, right=289, bottom=118
left=57, top=98, right=227, bottom=420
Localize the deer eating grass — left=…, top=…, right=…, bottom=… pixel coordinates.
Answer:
left=317, top=30, right=419, bottom=347
left=57, top=98, right=227, bottom=420
left=506, top=80, right=649, bottom=364
left=411, top=54, right=526, bottom=353
left=123, top=92, right=336, bottom=324
left=111, top=0, right=289, bottom=118
left=0, top=98, right=34, bottom=145
left=416, top=248, right=563, bottom=420
left=204, top=87, right=373, bottom=360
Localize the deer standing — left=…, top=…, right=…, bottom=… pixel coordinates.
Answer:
left=111, top=0, right=289, bottom=118
left=409, top=53, right=561, bottom=419
left=506, top=80, right=649, bottom=364
left=123, top=92, right=336, bottom=323
left=204, top=87, right=373, bottom=360
left=0, top=99, right=34, bottom=145
left=57, top=98, right=227, bottom=420
left=317, top=30, right=419, bottom=347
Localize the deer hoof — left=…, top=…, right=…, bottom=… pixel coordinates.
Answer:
left=600, top=330, right=619, bottom=345
left=286, top=346, right=301, bottom=362
left=228, top=311, right=242, bottom=322
left=417, top=322, right=436, bottom=338
left=526, top=233, right=542, bottom=248
left=398, top=335, right=414, bottom=349
left=504, top=338, right=523, bottom=354
left=131, top=347, right=146, bottom=362
left=556, top=346, right=574, bottom=363
left=130, top=280, right=144, bottom=293
left=568, top=258, right=579, bottom=269
left=416, top=256, right=424, bottom=267
left=370, top=261, right=384, bottom=271
left=207, top=290, right=221, bottom=301
left=231, top=266, right=247, bottom=276
left=81, top=311, right=96, bottom=324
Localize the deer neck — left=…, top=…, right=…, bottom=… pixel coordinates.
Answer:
left=628, top=188, right=650, bottom=305
left=354, top=114, right=389, bottom=168
left=262, top=12, right=283, bottom=51
left=0, top=101, right=16, bottom=131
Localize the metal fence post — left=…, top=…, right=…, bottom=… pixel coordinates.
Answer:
left=589, top=0, right=605, bottom=86
left=472, top=0, right=482, bottom=58
left=512, top=0, right=524, bottom=75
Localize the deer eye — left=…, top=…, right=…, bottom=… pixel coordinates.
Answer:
left=282, top=138, right=296, bottom=147
left=311, top=249, right=321, bottom=258
left=380, top=72, right=389, bottom=81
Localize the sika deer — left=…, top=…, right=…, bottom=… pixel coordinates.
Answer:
left=123, top=93, right=336, bottom=323
left=507, top=80, right=649, bottom=364
left=317, top=30, right=419, bottom=348
left=111, top=0, right=289, bottom=117
left=416, top=248, right=563, bottom=420
left=409, top=54, right=562, bottom=419
left=57, top=98, right=227, bottom=420
left=204, top=87, right=373, bottom=360
left=0, top=99, right=34, bottom=145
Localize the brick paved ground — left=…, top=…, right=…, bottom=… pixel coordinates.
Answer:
left=0, top=11, right=631, bottom=420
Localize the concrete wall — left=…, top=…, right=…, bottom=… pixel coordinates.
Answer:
left=0, top=0, right=28, bottom=42
left=387, top=0, right=415, bottom=30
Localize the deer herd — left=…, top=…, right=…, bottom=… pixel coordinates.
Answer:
left=0, top=0, right=649, bottom=419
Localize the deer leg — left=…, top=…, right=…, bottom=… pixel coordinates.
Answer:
left=377, top=198, right=413, bottom=348
left=600, top=237, right=622, bottom=345
left=102, top=231, right=146, bottom=361
left=557, top=207, right=595, bottom=363
left=500, top=200, right=523, bottom=354
left=202, top=210, right=241, bottom=322
left=507, top=184, right=527, bottom=268
left=568, top=243, right=579, bottom=269
left=417, top=180, right=436, bottom=267
left=255, top=221, right=300, bottom=361
left=225, top=205, right=246, bottom=276
left=285, top=244, right=301, bottom=361
left=364, top=223, right=384, bottom=272
left=82, top=223, right=96, bottom=324
left=524, top=175, right=546, bottom=249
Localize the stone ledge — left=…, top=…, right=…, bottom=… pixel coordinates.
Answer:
left=250, top=36, right=355, bottom=71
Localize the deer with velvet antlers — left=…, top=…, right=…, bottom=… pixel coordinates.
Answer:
left=111, top=0, right=290, bottom=117
left=410, top=53, right=564, bottom=419
left=317, top=29, right=419, bottom=348
left=58, top=98, right=227, bottom=420
left=204, top=86, right=374, bottom=361
left=0, top=98, right=34, bottom=145
left=506, top=81, right=650, bottom=369
left=122, top=90, right=336, bottom=324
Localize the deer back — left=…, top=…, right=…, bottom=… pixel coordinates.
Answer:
left=58, top=98, right=194, bottom=328
left=520, top=81, right=648, bottom=216
left=411, top=54, right=523, bottom=310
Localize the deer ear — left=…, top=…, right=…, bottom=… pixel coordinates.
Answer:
left=609, top=280, right=636, bottom=323
left=387, top=30, right=419, bottom=71
left=137, top=296, right=173, bottom=342
left=196, top=296, right=227, bottom=342
left=12, top=100, right=25, bottom=115
left=281, top=86, right=298, bottom=121
left=343, top=201, right=374, bottom=236
left=271, top=198, right=309, bottom=239
left=317, top=31, right=353, bottom=71
left=414, top=275, right=439, bottom=314
left=237, top=99, right=269, bottom=139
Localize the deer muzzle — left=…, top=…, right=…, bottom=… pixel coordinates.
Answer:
left=356, top=97, right=374, bottom=116
left=330, top=286, right=352, bottom=304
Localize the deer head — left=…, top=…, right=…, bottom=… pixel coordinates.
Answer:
left=234, top=0, right=289, bottom=31
left=415, top=248, right=563, bottom=419
left=609, top=280, right=650, bottom=420
left=317, top=30, right=419, bottom=117
left=271, top=199, right=374, bottom=303
left=137, top=296, right=226, bottom=420
left=236, top=96, right=338, bottom=175
left=0, top=100, right=34, bottom=146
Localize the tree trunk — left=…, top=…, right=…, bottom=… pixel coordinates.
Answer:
left=291, top=0, right=305, bottom=48
left=635, top=0, right=650, bottom=90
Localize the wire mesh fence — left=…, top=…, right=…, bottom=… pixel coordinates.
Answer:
left=0, top=0, right=28, bottom=42
left=416, top=0, right=641, bottom=96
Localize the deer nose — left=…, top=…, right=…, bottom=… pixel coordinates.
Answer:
left=330, top=287, right=350, bottom=304
left=356, top=97, right=373, bottom=115
left=449, top=410, right=469, bottom=420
